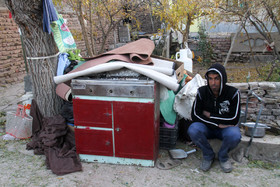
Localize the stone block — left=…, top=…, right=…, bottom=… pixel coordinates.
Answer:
left=248, top=82, right=259, bottom=89
left=261, top=115, right=275, bottom=121
left=247, top=107, right=258, bottom=114
left=272, top=109, right=280, bottom=116
left=252, top=89, right=265, bottom=96
left=267, top=91, right=280, bottom=98
left=259, top=82, right=276, bottom=90
left=261, top=109, right=272, bottom=115
left=263, top=98, right=278, bottom=104
left=229, top=82, right=249, bottom=91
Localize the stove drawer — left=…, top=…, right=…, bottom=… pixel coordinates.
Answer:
left=73, top=99, right=112, bottom=128
left=75, top=127, right=113, bottom=156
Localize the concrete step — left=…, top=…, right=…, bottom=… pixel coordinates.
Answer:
left=209, top=129, right=280, bottom=163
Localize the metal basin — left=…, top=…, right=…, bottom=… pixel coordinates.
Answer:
left=242, top=122, right=270, bottom=138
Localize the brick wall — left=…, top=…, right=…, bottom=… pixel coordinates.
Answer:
left=0, top=8, right=26, bottom=86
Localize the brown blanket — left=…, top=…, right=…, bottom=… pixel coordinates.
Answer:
left=27, top=100, right=82, bottom=175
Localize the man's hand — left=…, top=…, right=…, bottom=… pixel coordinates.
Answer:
left=218, top=124, right=234, bottom=128
left=203, top=110, right=210, bottom=118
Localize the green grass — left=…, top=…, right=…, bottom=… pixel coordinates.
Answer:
left=248, top=159, right=280, bottom=170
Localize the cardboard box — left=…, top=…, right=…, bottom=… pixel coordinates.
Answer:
left=151, top=55, right=185, bottom=83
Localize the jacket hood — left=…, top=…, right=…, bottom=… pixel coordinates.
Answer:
left=205, top=63, right=227, bottom=96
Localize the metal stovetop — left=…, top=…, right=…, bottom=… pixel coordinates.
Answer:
left=71, top=69, right=156, bottom=98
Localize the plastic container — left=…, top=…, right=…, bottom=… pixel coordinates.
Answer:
left=159, top=120, right=178, bottom=149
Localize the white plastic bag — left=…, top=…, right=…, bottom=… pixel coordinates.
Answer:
left=5, top=105, right=33, bottom=139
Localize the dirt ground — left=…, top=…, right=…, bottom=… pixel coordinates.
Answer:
left=0, top=137, right=280, bottom=187
left=1, top=63, right=280, bottom=187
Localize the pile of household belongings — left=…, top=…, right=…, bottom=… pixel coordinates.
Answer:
left=54, top=38, right=205, bottom=126
left=27, top=38, right=205, bottom=176
left=26, top=0, right=205, bottom=176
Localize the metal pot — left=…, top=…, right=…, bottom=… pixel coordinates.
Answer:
left=242, top=122, right=270, bottom=138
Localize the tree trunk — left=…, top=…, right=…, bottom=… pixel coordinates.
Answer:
left=89, top=1, right=97, bottom=55
left=182, top=15, right=191, bottom=48
left=5, top=0, right=63, bottom=117
left=76, top=0, right=93, bottom=57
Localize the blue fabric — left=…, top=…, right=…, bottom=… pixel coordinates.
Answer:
left=188, top=122, right=241, bottom=162
left=57, top=53, right=71, bottom=76
left=67, top=122, right=74, bottom=127
left=43, top=0, right=58, bottom=34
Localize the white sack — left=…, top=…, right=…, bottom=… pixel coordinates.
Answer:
left=173, top=74, right=206, bottom=120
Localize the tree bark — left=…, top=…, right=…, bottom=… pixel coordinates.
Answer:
left=76, top=0, right=93, bottom=57
left=5, top=0, right=63, bottom=117
left=182, top=14, right=191, bottom=48
left=89, top=1, right=97, bottom=55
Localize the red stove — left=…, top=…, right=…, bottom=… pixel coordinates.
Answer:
left=71, top=74, right=160, bottom=167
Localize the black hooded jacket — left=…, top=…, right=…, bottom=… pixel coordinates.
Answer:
left=191, top=63, right=241, bottom=128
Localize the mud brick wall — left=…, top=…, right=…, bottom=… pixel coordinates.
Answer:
left=229, top=82, right=280, bottom=129
left=190, top=34, right=269, bottom=64
left=0, top=9, right=26, bottom=86
left=0, top=8, right=116, bottom=85
left=204, top=35, right=250, bottom=63
left=206, top=34, right=273, bottom=64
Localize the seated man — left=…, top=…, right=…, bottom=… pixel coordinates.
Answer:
left=188, top=63, right=241, bottom=173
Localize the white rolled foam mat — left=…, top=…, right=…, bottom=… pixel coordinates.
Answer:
left=151, top=57, right=175, bottom=70
left=54, top=61, right=179, bottom=91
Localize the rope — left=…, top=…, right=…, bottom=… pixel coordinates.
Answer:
left=26, top=52, right=60, bottom=60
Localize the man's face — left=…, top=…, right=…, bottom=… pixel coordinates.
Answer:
left=208, top=73, right=221, bottom=95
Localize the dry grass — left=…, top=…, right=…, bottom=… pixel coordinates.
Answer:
left=193, top=62, right=267, bottom=83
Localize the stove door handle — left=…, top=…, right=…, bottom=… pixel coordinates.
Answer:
left=115, top=127, right=121, bottom=132
left=105, top=141, right=111, bottom=146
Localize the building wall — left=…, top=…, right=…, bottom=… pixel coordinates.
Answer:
left=0, top=8, right=26, bottom=86
left=202, top=19, right=279, bottom=34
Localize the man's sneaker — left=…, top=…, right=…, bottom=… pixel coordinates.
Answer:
left=200, top=159, right=213, bottom=172
left=220, top=160, right=233, bottom=173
